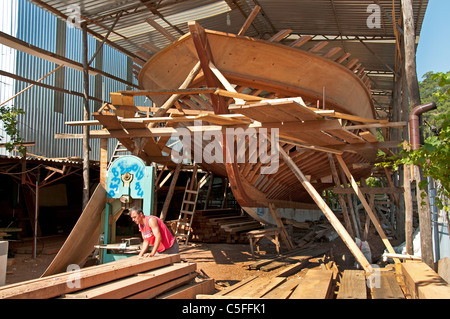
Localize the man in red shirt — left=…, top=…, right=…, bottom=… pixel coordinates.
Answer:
left=129, top=206, right=179, bottom=257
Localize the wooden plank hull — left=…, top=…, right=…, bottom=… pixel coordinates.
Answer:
left=139, top=30, right=375, bottom=120
left=136, top=27, right=378, bottom=210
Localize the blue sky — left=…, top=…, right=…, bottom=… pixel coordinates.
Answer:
left=416, top=0, right=450, bottom=80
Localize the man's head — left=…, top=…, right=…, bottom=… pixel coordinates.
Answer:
left=129, top=206, right=145, bottom=225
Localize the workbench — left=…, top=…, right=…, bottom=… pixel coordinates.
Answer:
left=247, top=227, right=281, bottom=258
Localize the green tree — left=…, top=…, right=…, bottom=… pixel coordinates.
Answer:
left=0, top=105, right=25, bottom=155
left=419, top=71, right=450, bottom=133
left=379, top=71, right=449, bottom=211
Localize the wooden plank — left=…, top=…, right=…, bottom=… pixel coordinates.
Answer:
left=359, top=131, right=379, bottom=143
left=126, top=273, right=196, bottom=299
left=215, top=275, right=259, bottom=296
left=290, top=35, right=312, bottom=48
left=64, top=262, right=196, bottom=299
left=337, top=270, right=367, bottom=299
left=256, top=277, right=287, bottom=298
left=41, top=184, right=106, bottom=277
left=260, top=261, right=288, bottom=272
left=325, top=128, right=366, bottom=144
left=290, top=270, right=334, bottom=299
left=238, top=5, right=261, bottom=36
left=438, top=257, right=450, bottom=284
left=231, top=99, right=320, bottom=123
left=158, top=278, right=215, bottom=299
left=160, top=162, right=182, bottom=221
left=275, top=259, right=309, bottom=277
left=335, top=154, right=399, bottom=262
left=323, top=47, right=342, bottom=59
left=263, top=278, right=301, bottom=299
left=117, top=88, right=217, bottom=96
left=402, top=262, right=450, bottom=299
left=279, top=147, right=373, bottom=272
left=372, top=275, right=405, bottom=299
left=269, top=29, right=292, bottom=42
left=308, top=41, right=328, bottom=53
left=145, top=18, right=177, bottom=42
left=0, top=254, right=180, bottom=299
left=225, top=277, right=268, bottom=297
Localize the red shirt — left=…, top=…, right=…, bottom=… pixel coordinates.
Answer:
left=138, top=216, right=175, bottom=252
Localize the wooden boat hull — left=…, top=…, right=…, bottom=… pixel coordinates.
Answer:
left=139, top=30, right=375, bottom=120
left=138, top=27, right=377, bottom=210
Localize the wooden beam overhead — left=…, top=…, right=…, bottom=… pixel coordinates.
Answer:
left=238, top=5, right=261, bottom=36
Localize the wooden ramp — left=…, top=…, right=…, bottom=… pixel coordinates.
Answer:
left=41, top=184, right=106, bottom=277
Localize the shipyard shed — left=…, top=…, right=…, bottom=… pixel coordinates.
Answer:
left=0, top=0, right=449, bottom=303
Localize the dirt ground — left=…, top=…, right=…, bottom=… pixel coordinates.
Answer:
left=4, top=229, right=399, bottom=288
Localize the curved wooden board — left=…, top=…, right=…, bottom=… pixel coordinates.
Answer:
left=139, top=30, right=375, bottom=120
left=41, top=184, right=106, bottom=277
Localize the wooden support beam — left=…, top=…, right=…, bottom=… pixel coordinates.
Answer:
left=323, top=47, right=342, bottom=59
left=327, top=153, right=354, bottom=237
left=269, top=29, right=292, bottom=42
left=279, top=147, right=373, bottom=272
left=290, top=35, right=312, bottom=48
left=160, top=163, right=182, bottom=221
left=268, top=203, right=294, bottom=251
left=308, top=41, right=328, bottom=53
left=335, top=155, right=399, bottom=263
left=238, top=5, right=261, bottom=36
left=145, top=18, right=177, bottom=42
left=404, top=163, right=414, bottom=255
left=99, top=138, right=108, bottom=189
left=188, top=21, right=227, bottom=114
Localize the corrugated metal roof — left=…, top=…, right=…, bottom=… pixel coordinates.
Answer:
left=27, top=0, right=429, bottom=113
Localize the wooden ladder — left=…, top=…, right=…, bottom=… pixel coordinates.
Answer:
left=175, top=167, right=210, bottom=244
left=107, top=141, right=130, bottom=169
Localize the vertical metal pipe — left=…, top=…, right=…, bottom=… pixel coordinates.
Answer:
left=33, top=169, right=39, bottom=259
left=409, top=102, right=436, bottom=150
left=82, top=22, right=90, bottom=210
left=408, top=101, right=437, bottom=269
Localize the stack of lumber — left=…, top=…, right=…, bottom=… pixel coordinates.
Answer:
left=0, top=254, right=214, bottom=299
left=188, top=209, right=263, bottom=244
left=401, top=262, right=450, bottom=299
left=197, top=268, right=335, bottom=299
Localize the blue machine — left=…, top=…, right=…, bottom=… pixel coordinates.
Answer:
left=101, top=155, right=155, bottom=263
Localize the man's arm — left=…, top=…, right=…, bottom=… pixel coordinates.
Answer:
left=138, top=232, right=150, bottom=258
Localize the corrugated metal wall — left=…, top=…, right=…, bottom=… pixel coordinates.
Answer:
left=2, top=0, right=135, bottom=161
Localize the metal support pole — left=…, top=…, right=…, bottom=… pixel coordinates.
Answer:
left=32, top=169, right=39, bottom=259
left=82, top=22, right=90, bottom=210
